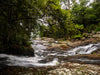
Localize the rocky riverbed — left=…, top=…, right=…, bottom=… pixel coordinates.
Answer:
left=0, top=37, right=100, bottom=75
left=48, top=62, right=100, bottom=75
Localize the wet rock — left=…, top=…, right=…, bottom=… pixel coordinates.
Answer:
left=43, top=42, right=50, bottom=46
left=41, top=37, right=55, bottom=42
left=93, top=34, right=100, bottom=38
left=65, top=54, right=100, bottom=65
left=47, top=43, right=68, bottom=50
left=81, top=37, right=85, bottom=41
left=36, top=38, right=42, bottom=40
left=96, top=31, right=100, bottom=34
left=92, top=31, right=95, bottom=34
left=92, top=48, right=100, bottom=54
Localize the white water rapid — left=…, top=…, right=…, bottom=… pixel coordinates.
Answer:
left=0, top=40, right=100, bottom=68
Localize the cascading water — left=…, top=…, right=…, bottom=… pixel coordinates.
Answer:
left=0, top=39, right=100, bottom=68
left=67, top=43, right=100, bottom=55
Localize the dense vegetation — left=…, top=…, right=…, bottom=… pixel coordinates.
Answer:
left=0, top=0, right=100, bottom=55
left=0, top=0, right=37, bottom=55
left=40, top=0, right=100, bottom=39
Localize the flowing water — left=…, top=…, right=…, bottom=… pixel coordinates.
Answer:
left=0, top=40, right=100, bottom=69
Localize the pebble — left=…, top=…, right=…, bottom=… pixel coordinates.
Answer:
left=48, top=62, right=100, bottom=75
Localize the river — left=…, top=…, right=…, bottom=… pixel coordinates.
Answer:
left=0, top=40, right=100, bottom=69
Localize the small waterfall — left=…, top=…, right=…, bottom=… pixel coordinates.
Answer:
left=67, top=43, right=100, bottom=56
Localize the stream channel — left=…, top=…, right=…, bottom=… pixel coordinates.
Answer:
left=0, top=40, right=100, bottom=69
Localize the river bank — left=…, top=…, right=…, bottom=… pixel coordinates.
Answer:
left=0, top=62, right=100, bottom=75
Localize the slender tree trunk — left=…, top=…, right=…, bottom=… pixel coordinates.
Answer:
left=68, top=0, right=70, bottom=10
left=67, top=0, right=71, bottom=24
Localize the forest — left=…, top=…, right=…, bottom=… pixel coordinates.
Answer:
left=0, top=0, right=100, bottom=75
left=0, top=0, right=100, bottom=55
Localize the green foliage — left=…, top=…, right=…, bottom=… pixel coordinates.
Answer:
left=39, top=0, right=84, bottom=39
left=0, top=0, right=40, bottom=54
left=71, top=0, right=100, bottom=33
left=71, top=34, right=84, bottom=39
left=85, top=24, right=97, bottom=32
left=72, top=0, right=88, bottom=26
left=0, top=0, right=100, bottom=55
left=95, top=23, right=100, bottom=32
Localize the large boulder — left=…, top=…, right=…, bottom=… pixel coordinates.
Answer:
left=93, top=34, right=100, bottom=38
left=47, top=43, right=68, bottom=50
left=96, top=31, right=100, bottom=34
left=41, top=37, right=55, bottom=42
left=0, top=46, right=34, bottom=56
